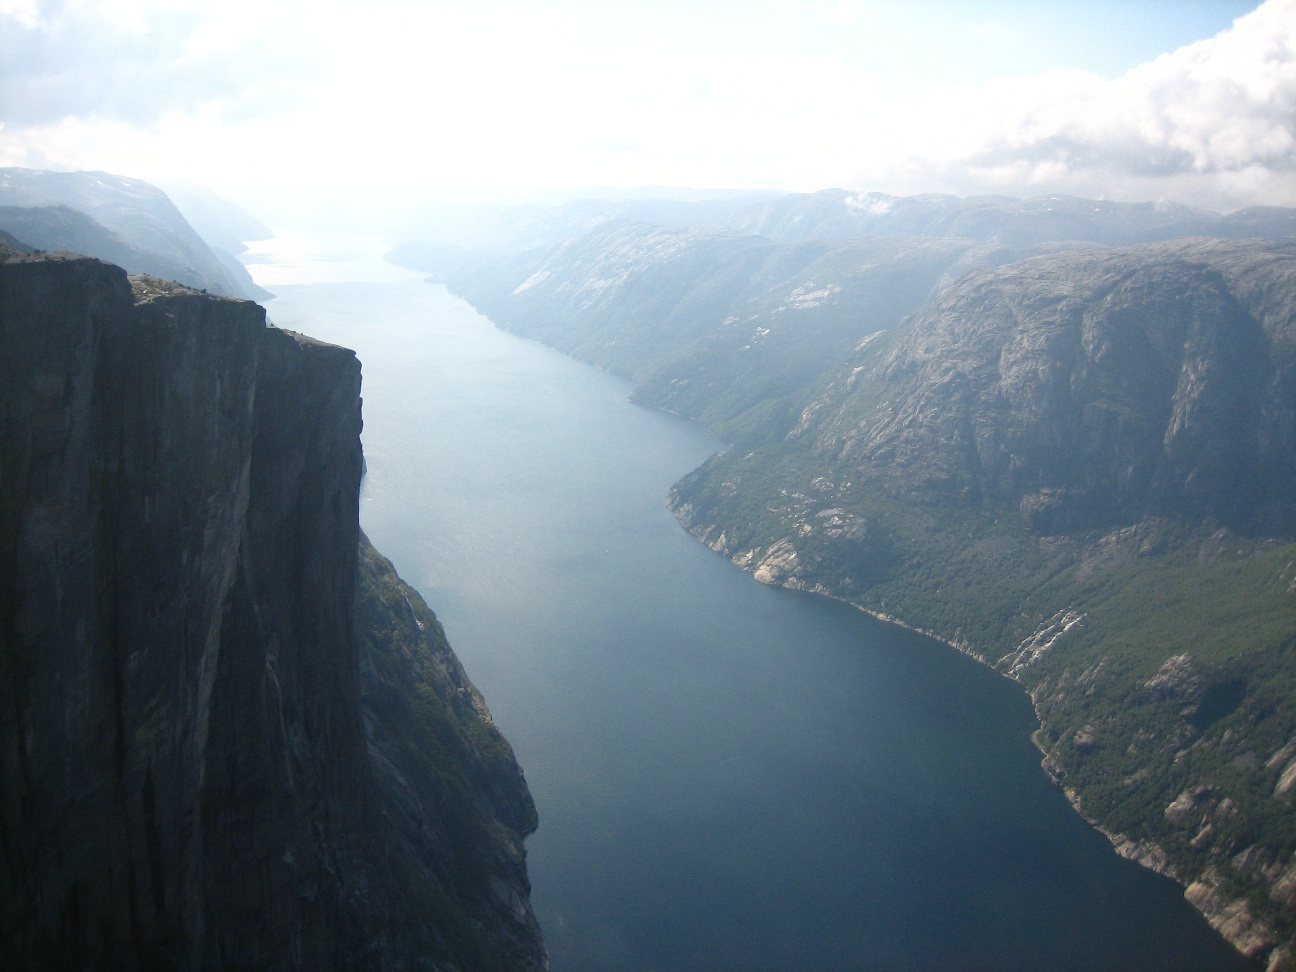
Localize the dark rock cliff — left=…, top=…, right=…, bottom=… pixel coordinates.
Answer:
left=0, top=247, right=545, bottom=969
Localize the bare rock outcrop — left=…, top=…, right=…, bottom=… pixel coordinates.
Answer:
left=0, top=252, right=546, bottom=969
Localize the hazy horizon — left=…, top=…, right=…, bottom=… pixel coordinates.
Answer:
left=3, top=0, right=1293, bottom=232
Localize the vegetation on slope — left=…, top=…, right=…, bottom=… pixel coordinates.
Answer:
left=669, top=239, right=1296, bottom=967
left=672, top=441, right=1296, bottom=961
left=356, top=534, right=545, bottom=971
left=394, top=195, right=1296, bottom=967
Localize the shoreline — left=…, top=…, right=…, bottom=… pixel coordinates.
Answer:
left=670, top=505, right=1283, bottom=970
left=452, top=292, right=1282, bottom=970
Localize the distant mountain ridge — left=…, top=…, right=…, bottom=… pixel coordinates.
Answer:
left=0, top=204, right=246, bottom=297
left=400, top=219, right=1078, bottom=445
left=705, top=189, right=1296, bottom=248
left=157, top=179, right=273, bottom=254
left=391, top=188, right=1296, bottom=450
left=0, top=168, right=272, bottom=300
left=390, top=189, right=784, bottom=254
left=412, top=193, right=1296, bottom=969
left=388, top=187, right=1296, bottom=261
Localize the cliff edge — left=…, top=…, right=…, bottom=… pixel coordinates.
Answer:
left=0, top=246, right=545, bottom=969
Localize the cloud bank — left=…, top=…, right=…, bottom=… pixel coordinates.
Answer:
left=0, top=0, right=1290, bottom=214
left=919, top=0, right=1296, bottom=208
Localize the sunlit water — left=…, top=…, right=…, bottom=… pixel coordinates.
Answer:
left=248, top=241, right=1247, bottom=972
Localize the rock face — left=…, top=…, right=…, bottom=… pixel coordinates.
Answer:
left=0, top=250, right=545, bottom=969
left=794, top=239, right=1296, bottom=533
left=354, top=537, right=543, bottom=967
left=429, top=220, right=1023, bottom=445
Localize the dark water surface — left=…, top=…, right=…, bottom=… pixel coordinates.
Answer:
left=270, top=279, right=1246, bottom=971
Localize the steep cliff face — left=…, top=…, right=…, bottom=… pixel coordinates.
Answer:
left=0, top=249, right=544, bottom=969
left=799, top=239, right=1296, bottom=533
left=355, top=538, right=543, bottom=967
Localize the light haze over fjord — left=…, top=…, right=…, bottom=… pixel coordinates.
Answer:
left=0, top=0, right=1290, bottom=227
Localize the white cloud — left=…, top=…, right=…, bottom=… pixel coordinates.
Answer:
left=815, top=0, right=861, bottom=24
left=0, top=0, right=1290, bottom=218
left=908, top=0, right=1296, bottom=208
left=0, top=0, right=316, bottom=127
left=0, top=0, right=40, bottom=29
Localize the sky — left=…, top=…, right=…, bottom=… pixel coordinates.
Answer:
left=0, top=0, right=1292, bottom=226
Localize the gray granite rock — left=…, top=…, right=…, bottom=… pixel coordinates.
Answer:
left=0, top=252, right=545, bottom=969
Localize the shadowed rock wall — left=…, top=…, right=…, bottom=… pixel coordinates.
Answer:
left=0, top=249, right=545, bottom=970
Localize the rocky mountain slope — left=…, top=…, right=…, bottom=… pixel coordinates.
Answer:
left=406, top=220, right=1062, bottom=444
left=0, top=168, right=270, bottom=301
left=391, top=189, right=1296, bottom=445
left=670, top=239, right=1296, bottom=970
left=0, top=204, right=249, bottom=298
left=0, top=244, right=545, bottom=969
left=416, top=208, right=1296, bottom=969
left=157, top=179, right=274, bottom=255
left=790, top=238, right=1296, bottom=534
